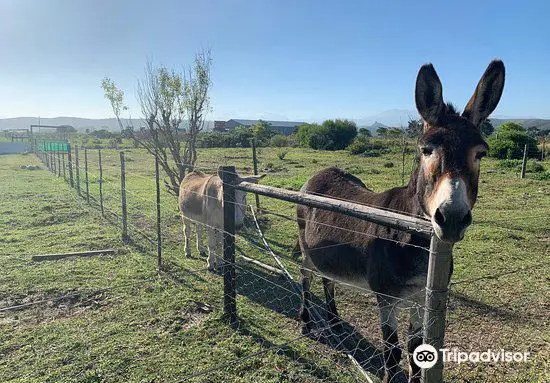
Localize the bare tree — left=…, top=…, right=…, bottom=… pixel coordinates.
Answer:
left=102, top=50, right=212, bottom=196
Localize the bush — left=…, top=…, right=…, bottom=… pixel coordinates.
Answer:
left=530, top=171, right=550, bottom=180
left=487, top=122, right=539, bottom=159
left=270, top=134, right=288, bottom=147
left=296, top=119, right=357, bottom=150
left=496, top=159, right=545, bottom=173
left=276, top=150, right=288, bottom=160
left=347, top=136, right=371, bottom=155
left=384, top=162, right=394, bottom=168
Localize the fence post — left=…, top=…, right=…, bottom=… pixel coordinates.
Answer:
left=62, top=149, right=66, bottom=181
left=401, top=134, right=406, bottom=186
left=67, top=143, right=74, bottom=188
left=57, top=148, right=61, bottom=177
left=52, top=147, right=57, bottom=175
left=220, top=165, right=237, bottom=326
left=520, top=144, right=528, bottom=179
left=251, top=139, right=261, bottom=211
left=99, top=149, right=104, bottom=216
left=422, top=237, right=453, bottom=383
left=120, top=151, right=129, bottom=243
left=75, top=146, right=80, bottom=195
left=155, top=156, right=162, bottom=270
left=84, top=149, right=90, bottom=203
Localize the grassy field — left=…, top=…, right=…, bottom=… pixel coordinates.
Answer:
left=1, top=147, right=549, bottom=382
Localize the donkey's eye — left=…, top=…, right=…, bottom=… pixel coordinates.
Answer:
left=475, top=151, right=487, bottom=160
left=421, top=147, right=433, bottom=156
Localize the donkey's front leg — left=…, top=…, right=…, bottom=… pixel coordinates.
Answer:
left=377, top=295, right=407, bottom=383
left=407, top=306, right=424, bottom=383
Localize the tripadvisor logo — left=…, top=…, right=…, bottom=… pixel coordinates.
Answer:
left=413, top=344, right=438, bottom=369
left=413, top=344, right=531, bottom=369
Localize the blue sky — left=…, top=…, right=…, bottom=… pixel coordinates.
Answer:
left=1, top=0, right=549, bottom=120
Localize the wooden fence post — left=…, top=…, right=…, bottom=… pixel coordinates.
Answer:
left=57, top=148, right=61, bottom=177
left=67, top=143, right=74, bottom=188
left=52, top=146, right=57, bottom=175
left=84, top=149, right=90, bottom=203
left=521, top=144, right=528, bottom=179
left=98, top=149, right=104, bottom=216
left=75, top=146, right=80, bottom=195
left=251, top=140, right=261, bottom=211
left=401, top=135, right=406, bottom=186
left=155, top=156, right=162, bottom=270
left=422, top=236, right=453, bottom=383
left=220, top=165, right=237, bottom=325
left=120, top=151, right=129, bottom=243
left=62, top=150, right=66, bottom=181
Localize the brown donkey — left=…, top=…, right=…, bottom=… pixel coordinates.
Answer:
left=297, top=60, right=505, bottom=382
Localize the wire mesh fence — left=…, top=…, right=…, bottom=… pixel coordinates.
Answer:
left=23, top=144, right=550, bottom=382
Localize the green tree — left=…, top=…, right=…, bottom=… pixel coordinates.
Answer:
left=376, top=127, right=389, bottom=137
left=487, top=122, right=539, bottom=159
left=358, top=127, right=372, bottom=137
left=479, top=119, right=494, bottom=137
left=322, top=119, right=357, bottom=150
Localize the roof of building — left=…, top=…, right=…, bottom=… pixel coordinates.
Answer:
left=227, top=119, right=305, bottom=128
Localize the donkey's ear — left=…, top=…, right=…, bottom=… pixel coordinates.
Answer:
left=462, top=60, right=505, bottom=126
left=415, top=63, right=445, bottom=127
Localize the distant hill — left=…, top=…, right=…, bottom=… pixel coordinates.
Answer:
left=0, top=117, right=215, bottom=132
left=490, top=118, right=550, bottom=131
left=1, top=113, right=548, bottom=134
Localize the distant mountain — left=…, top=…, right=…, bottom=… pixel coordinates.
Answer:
left=490, top=118, right=550, bottom=131
left=0, top=117, right=215, bottom=132
left=355, top=109, right=419, bottom=127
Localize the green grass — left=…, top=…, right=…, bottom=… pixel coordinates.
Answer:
left=1, top=148, right=549, bottom=383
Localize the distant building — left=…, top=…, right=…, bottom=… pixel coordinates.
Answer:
left=221, top=119, right=305, bottom=136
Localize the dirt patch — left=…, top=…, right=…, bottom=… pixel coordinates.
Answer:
left=0, top=290, right=110, bottom=325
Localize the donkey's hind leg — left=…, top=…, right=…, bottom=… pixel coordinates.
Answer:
left=322, top=277, right=340, bottom=326
left=182, top=217, right=192, bottom=258
left=195, top=222, right=207, bottom=257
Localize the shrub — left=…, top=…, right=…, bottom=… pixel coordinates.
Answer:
left=347, top=136, right=372, bottom=155
left=530, top=171, right=550, bottom=180
left=384, top=162, right=394, bottom=168
left=497, top=159, right=545, bottom=173
left=270, top=134, right=288, bottom=147
left=276, top=150, right=288, bottom=160
left=296, top=119, right=357, bottom=150
left=487, top=122, right=539, bottom=159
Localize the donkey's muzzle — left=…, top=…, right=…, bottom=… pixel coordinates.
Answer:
left=433, top=202, right=472, bottom=243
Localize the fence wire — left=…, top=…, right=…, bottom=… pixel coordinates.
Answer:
left=26, top=147, right=550, bottom=382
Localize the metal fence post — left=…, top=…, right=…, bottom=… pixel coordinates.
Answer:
left=67, top=143, right=74, bottom=188
left=220, top=165, right=237, bottom=325
left=422, top=236, right=453, bottom=383
left=120, top=151, right=129, bottom=243
left=155, top=156, right=162, bottom=270
left=75, top=146, right=80, bottom=195
left=98, top=149, right=104, bottom=217
left=520, top=144, right=528, bottom=179
left=251, top=139, right=261, bottom=211
left=84, top=149, right=90, bottom=203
